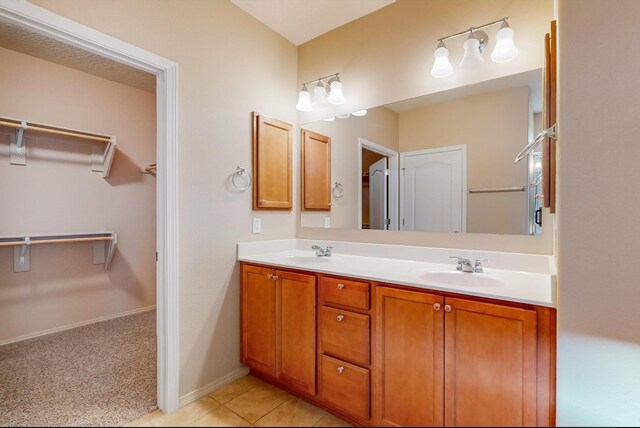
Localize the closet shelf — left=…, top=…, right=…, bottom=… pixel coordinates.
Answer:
left=0, top=232, right=118, bottom=272
left=0, top=116, right=117, bottom=178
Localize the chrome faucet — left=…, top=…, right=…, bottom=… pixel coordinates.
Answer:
left=450, top=256, right=488, bottom=273
left=450, top=256, right=474, bottom=272
left=312, top=245, right=333, bottom=257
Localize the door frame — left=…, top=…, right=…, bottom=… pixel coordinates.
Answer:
left=357, top=138, right=399, bottom=230
left=399, top=145, right=468, bottom=233
left=0, top=1, right=180, bottom=412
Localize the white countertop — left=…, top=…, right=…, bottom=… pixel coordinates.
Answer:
left=237, top=239, right=557, bottom=308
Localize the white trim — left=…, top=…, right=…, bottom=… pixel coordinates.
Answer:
left=399, top=145, right=468, bottom=233
left=179, top=366, right=250, bottom=407
left=0, top=0, right=180, bottom=413
left=357, top=138, right=399, bottom=230
left=0, top=305, right=156, bottom=347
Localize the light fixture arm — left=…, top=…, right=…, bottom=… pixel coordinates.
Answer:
left=438, top=16, right=509, bottom=43
left=301, top=73, right=340, bottom=88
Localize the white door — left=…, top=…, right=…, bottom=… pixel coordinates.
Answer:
left=401, top=146, right=466, bottom=233
left=369, top=157, right=388, bottom=230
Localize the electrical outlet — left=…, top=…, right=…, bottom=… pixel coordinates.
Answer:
left=324, top=216, right=331, bottom=228
left=252, top=218, right=261, bottom=234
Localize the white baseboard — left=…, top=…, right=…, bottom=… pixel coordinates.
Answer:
left=179, top=366, right=250, bottom=408
left=0, top=305, right=156, bottom=347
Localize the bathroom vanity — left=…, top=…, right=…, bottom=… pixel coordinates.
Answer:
left=238, top=240, right=556, bottom=427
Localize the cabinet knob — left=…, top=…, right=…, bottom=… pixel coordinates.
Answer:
left=266, top=274, right=272, bottom=279
left=444, top=304, right=452, bottom=312
left=259, top=199, right=266, bottom=204
left=337, top=366, right=345, bottom=374
left=272, top=275, right=279, bottom=281
left=434, top=303, right=441, bottom=311
left=336, top=314, right=345, bottom=322
left=337, top=283, right=345, bottom=290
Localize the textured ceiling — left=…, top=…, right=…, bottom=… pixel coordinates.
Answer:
left=0, top=21, right=155, bottom=93
left=231, top=0, right=395, bottom=45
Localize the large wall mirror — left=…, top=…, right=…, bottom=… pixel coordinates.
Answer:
left=300, top=70, right=544, bottom=236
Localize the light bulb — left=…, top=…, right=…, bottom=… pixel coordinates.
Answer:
left=296, top=84, right=312, bottom=112
left=459, top=34, right=485, bottom=70
left=352, top=110, right=367, bottom=116
left=313, top=80, right=327, bottom=107
left=491, top=21, right=518, bottom=63
left=327, top=77, right=346, bottom=105
left=430, top=41, right=453, bottom=78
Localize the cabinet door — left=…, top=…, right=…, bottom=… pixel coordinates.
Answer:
left=241, top=265, right=276, bottom=377
left=444, top=297, right=537, bottom=427
left=301, top=130, right=331, bottom=211
left=277, top=270, right=316, bottom=395
left=253, top=112, right=293, bottom=210
left=374, top=287, right=444, bottom=427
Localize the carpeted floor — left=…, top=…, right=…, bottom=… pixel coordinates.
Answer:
left=0, top=310, right=157, bottom=427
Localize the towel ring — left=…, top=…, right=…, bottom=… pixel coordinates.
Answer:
left=231, top=166, right=252, bottom=191
left=332, top=181, right=344, bottom=199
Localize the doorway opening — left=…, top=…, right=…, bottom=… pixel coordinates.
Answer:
left=358, top=138, right=399, bottom=230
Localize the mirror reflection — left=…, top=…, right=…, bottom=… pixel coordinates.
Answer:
left=300, top=70, right=543, bottom=236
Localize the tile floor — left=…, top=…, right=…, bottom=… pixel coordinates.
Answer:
left=122, top=375, right=352, bottom=427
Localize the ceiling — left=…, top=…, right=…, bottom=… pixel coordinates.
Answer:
left=0, top=21, right=155, bottom=93
left=231, top=0, right=395, bottom=45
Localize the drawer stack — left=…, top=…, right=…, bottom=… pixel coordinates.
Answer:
left=317, top=275, right=372, bottom=421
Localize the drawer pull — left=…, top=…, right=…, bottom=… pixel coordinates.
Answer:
left=337, top=366, right=345, bottom=374
left=444, top=304, right=452, bottom=312
left=434, top=303, right=441, bottom=311
left=337, top=283, right=345, bottom=290
left=336, top=314, right=345, bottom=322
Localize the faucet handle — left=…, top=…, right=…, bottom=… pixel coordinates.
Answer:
left=474, top=258, right=488, bottom=273
left=450, top=256, right=464, bottom=270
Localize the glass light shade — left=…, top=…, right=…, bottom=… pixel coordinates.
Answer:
left=459, top=37, right=485, bottom=70
left=491, top=26, right=518, bottom=63
left=296, top=87, right=312, bottom=112
left=430, top=46, right=453, bottom=78
left=327, top=80, right=346, bottom=105
left=313, top=82, right=327, bottom=106
left=352, top=110, right=368, bottom=116
left=323, top=116, right=335, bottom=122
left=336, top=113, right=351, bottom=119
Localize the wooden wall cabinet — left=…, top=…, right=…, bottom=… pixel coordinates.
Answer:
left=301, top=129, right=331, bottom=211
left=252, top=112, right=293, bottom=210
left=241, top=264, right=316, bottom=395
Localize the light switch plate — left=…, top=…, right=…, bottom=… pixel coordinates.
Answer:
left=252, top=218, right=261, bottom=234
left=324, top=216, right=331, bottom=228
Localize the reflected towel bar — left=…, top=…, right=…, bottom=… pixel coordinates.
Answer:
left=469, top=186, right=525, bottom=193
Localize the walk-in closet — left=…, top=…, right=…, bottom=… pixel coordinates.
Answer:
left=0, top=21, right=158, bottom=427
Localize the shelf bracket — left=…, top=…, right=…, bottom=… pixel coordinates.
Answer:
left=10, top=121, right=28, bottom=166
left=91, top=136, right=117, bottom=178
left=13, top=237, right=31, bottom=273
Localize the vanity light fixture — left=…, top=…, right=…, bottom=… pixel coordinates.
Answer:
left=296, top=73, right=346, bottom=112
left=431, top=17, right=518, bottom=78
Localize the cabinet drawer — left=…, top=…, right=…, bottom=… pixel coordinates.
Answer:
left=320, top=276, right=370, bottom=310
left=320, top=355, right=370, bottom=420
left=320, top=306, right=370, bottom=366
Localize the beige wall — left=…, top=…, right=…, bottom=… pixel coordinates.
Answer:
left=399, top=86, right=529, bottom=234
left=0, top=47, right=156, bottom=342
left=301, top=106, right=398, bottom=228
left=28, top=0, right=298, bottom=397
left=297, top=0, right=555, bottom=254
left=556, top=0, right=640, bottom=424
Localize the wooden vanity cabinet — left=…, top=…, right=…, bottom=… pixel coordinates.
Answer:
left=241, top=263, right=556, bottom=427
left=240, top=264, right=316, bottom=395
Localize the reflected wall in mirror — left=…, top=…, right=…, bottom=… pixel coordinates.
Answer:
left=300, top=70, right=543, bottom=236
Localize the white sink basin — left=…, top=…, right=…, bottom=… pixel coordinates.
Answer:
left=419, top=271, right=505, bottom=288
left=285, top=256, right=331, bottom=264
